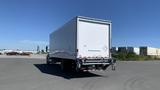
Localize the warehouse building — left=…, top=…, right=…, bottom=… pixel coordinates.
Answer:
left=134, top=48, right=140, bottom=55
left=127, top=47, right=140, bottom=55
left=111, top=47, right=118, bottom=54
left=117, top=47, right=140, bottom=55
left=140, top=47, right=160, bottom=56
left=118, top=47, right=127, bottom=53
left=112, top=47, right=140, bottom=55
left=112, top=46, right=160, bottom=56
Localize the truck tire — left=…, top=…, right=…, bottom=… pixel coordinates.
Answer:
left=61, top=60, right=76, bottom=72
left=46, top=55, right=51, bottom=65
left=102, top=65, right=109, bottom=70
left=60, top=60, right=69, bottom=72
left=60, top=60, right=65, bottom=71
left=74, top=60, right=81, bottom=72
left=46, top=60, right=51, bottom=64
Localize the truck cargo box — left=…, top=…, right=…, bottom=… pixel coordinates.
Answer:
left=49, top=16, right=111, bottom=60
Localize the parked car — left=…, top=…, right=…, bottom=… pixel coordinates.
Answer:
left=6, top=52, right=19, bottom=55
left=19, top=52, right=30, bottom=56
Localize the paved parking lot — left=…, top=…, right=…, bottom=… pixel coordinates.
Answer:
left=0, top=57, right=160, bottom=90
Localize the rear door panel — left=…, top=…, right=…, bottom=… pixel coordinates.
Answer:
left=77, top=20, right=110, bottom=58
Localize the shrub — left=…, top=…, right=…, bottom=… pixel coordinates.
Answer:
left=112, top=52, right=160, bottom=61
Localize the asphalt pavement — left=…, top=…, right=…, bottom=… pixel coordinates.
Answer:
left=0, top=57, right=160, bottom=90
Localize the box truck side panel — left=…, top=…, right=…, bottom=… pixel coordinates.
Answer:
left=77, top=20, right=110, bottom=58
left=49, top=19, right=77, bottom=60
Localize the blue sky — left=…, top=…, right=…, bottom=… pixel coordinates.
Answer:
left=0, top=0, right=160, bottom=50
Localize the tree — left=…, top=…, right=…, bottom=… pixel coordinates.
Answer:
left=45, top=46, right=48, bottom=53
left=41, top=49, right=45, bottom=54
left=37, top=45, right=40, bottom=54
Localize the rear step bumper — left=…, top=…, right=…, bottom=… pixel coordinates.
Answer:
left=77, top=59, right=116, bottom=71
left=81, top=59, right=113, bottom=65
left=82, top=62, right=110, bottom=65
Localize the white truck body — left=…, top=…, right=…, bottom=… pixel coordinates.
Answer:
left=49, top=16, right=111, bottom=60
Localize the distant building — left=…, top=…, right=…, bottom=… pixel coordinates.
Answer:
left=113, top=47, right=140, bottom=55
left=112, top=46, right=160, bottom=56
left=111, top=47, right=118, bottom=54
left=127, top=47, right=140, bottom=55
left=140, top=47, right=160, bottom=56
left=133, top=48, right=140, bottom=55
left=127, top=47, right=134, bottom=53
left=118, top=47, right=127, bottom=53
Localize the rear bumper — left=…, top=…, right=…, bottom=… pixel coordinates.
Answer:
left=82, top=62, right=110, bottom=65
left=80, top=59, right=114, bottom=65
left=75, top=58, right=116, bottom=71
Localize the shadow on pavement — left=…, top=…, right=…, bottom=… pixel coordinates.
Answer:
left=34, top=64, right=101, bottom=79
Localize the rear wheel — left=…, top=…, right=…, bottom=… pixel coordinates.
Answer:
left=74, top=60, right=81, bottom=72
left=60, top=60, right=72, bottom=72
left=46, top=60, right=51, bottom=64
left=46, top=55, right=51, bottom=65
left=60, top=60, right=65, bottom=71
left=102, top=65, right=110, bottom=70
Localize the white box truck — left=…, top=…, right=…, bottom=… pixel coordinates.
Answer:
left=47, top=16, right=116, bottom=72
